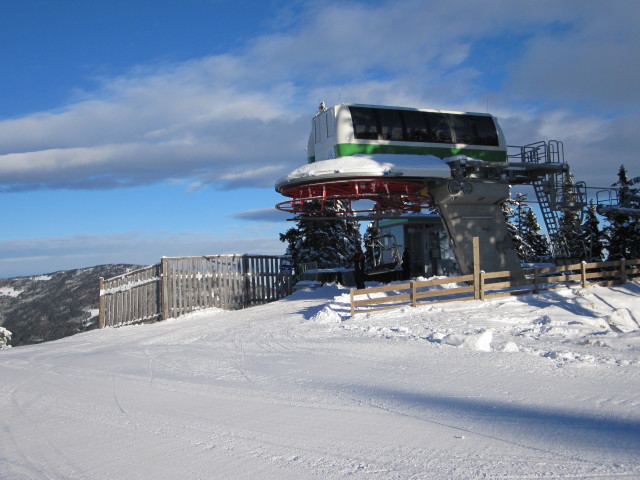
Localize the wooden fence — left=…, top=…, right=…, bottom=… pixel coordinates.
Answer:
left=99, top=255, right=293, bottom=328
left=350, top=257, right=640, bottom=315
left=99, top=264, right=161, bottom=328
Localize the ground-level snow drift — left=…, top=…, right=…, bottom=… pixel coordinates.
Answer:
left=1, top=282, right=639, bottom=479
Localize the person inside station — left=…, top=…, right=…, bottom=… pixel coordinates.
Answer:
left=352, top=247, right=366, bottom=289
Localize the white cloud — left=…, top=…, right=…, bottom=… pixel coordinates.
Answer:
left=505, top=2, right=640, bottom=110
left=0, top=231, right=286, bottom=278
left=0, top=0, right=637, bottom=194
left=231, top=207, right=292, bottom=222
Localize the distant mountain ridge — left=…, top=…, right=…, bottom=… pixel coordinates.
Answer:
left=0, top=264, right=142, bottom=347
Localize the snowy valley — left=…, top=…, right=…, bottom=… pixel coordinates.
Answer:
left=0, top=265, right=140, bottom=346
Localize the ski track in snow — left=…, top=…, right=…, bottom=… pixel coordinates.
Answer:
left=0, top=282, right=639, bottom=479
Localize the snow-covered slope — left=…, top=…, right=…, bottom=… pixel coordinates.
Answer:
left=1, top=282, right=639, bottom=479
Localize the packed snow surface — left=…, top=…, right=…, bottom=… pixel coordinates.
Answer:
left=275, top=154, right=451, bottom=190
left=1, top=281, right=640, bottom=479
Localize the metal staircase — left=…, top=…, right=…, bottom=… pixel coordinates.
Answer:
left=509, top=140, right=587, bottom=260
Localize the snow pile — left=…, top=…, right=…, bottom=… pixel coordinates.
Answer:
left=441, top=329, right=493, bottom=352
left=325, top=280, right=640, bottom=366
left=605, top=308, right=639, bottom=332
left=311, top=305, right=344, bottom=324
left=502, top=341, right=520, bottom=352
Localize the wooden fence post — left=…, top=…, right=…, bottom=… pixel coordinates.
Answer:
left=242, top=255, right=250, bottom=308
left=473, top=237, right=480, bottom=300
left=411, top=281, right=417, bottom=307
left=350, top=289, right=355, bottom=316
left=98, top=277, right=105, bottom=329
left=161, top=257, right=170, bottom=321
left=580, top=261, right=587, bottom=288
left=533, top=267, right=540, bottom=294
left=479, top=270, right=486, bottom=301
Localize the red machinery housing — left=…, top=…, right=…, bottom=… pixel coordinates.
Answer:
left=276, top=176, right=432, bottom=214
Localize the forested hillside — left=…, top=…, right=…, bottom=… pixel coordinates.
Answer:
left=0, top=264, right=140, bottom=346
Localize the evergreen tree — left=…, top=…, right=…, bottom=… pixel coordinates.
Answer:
left=557, top=173, right=585, bottom=259
left=503, top=192, right=551, bottom=262
left=0, top=327, right=11, bottom=349
left=521, top=207, right=550, bottom=261
left=502, top=192, right=528, bottom=260
left=603, top=165, right=640, bottom=260
left=579, top=201, right=605, bottom=261
left=280, top=200, right=362, bottom=274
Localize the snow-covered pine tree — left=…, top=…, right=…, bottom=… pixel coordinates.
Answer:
left=557, top=173, right=585, bottom=259
left=520, top=207, right=550, bottom=262
left=279, top=200, right=362, bottom=274
left=603, top=165, right=640, bottom=260
left=579, top=200, right=605, bottom=261
left=0, top=327, right=11, bottom=349
left=502, top=192, right=528, bottom=260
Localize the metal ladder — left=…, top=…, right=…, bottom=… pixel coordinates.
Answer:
left=514, top=140, right=586, bottom=260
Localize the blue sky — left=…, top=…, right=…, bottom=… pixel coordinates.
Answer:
left=1, top=0, right=639, bottom=277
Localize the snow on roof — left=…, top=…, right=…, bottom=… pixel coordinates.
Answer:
left=276, top=154, right=451, bottom=189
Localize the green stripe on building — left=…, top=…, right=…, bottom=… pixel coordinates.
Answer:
left=333, top=143, right=507, bottom=163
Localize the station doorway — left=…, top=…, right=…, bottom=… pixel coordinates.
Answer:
left=373, top=216, right=459, bottom=279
